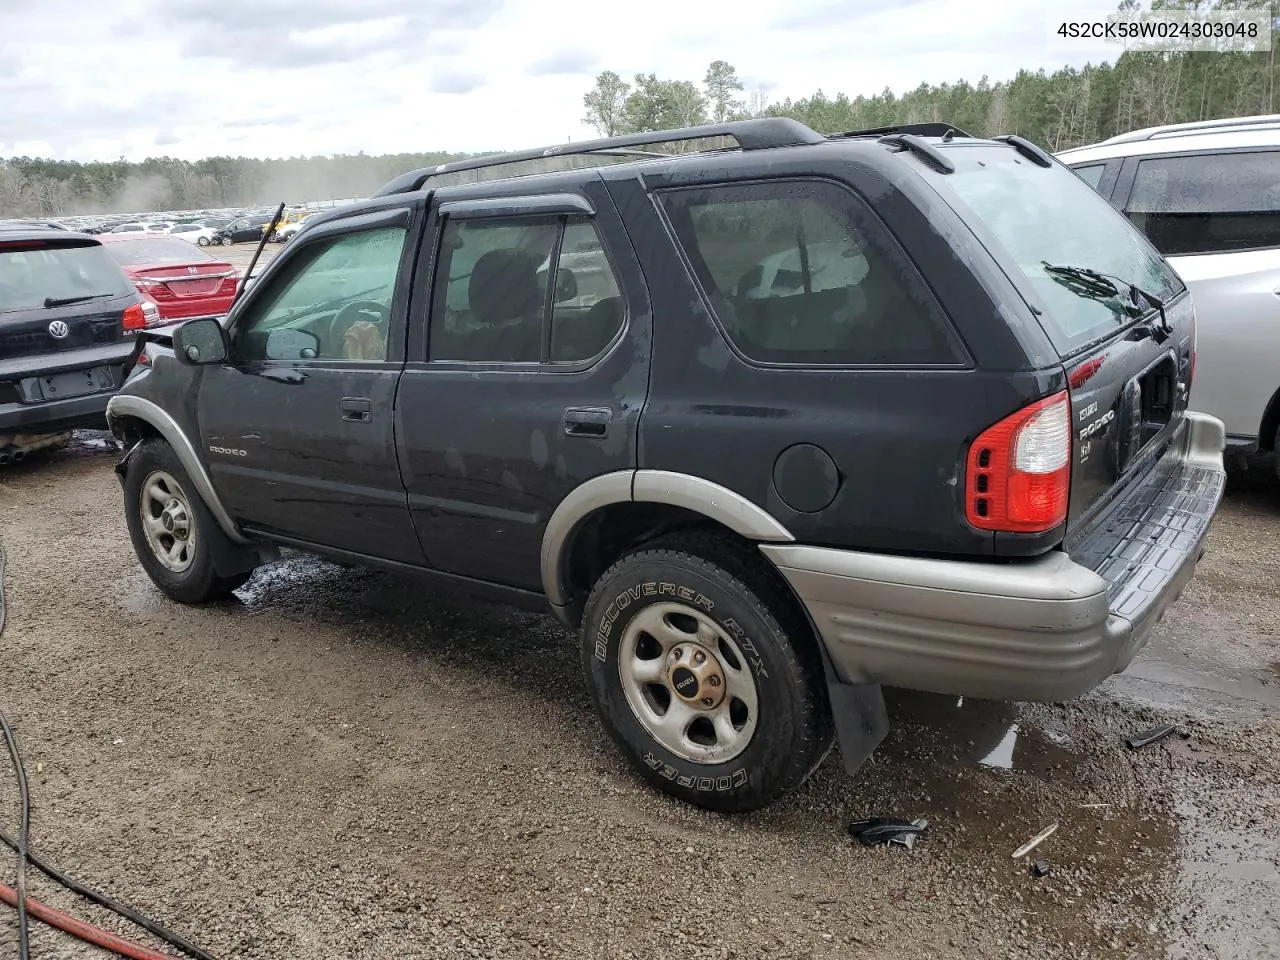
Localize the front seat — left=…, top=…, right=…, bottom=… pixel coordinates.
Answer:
left=467, top=249, right=545, bottom=362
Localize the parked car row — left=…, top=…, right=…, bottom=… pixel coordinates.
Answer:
left=1, top=226, right=241, bottom=460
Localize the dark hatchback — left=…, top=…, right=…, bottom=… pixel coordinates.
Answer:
left=0, top=229, right=156, bottom=450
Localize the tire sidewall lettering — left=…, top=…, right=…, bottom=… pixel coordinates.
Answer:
left=597, top=579, right=765, bottom=793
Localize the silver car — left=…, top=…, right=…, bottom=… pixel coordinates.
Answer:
left=1057, top=115, right=1280, bottom=477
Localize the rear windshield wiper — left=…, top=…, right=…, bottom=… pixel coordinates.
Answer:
left=44, top=292, right=115, bottom=308
left=1041, top=262, right=1171, bottom=343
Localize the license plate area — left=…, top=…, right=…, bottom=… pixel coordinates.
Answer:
left=1113, top=354, right=1178, bottom=474
left=18, top=366, right=116, bottom=403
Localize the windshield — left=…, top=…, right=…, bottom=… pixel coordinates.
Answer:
left=920, top=144, right=1186, bottom=356
left=104, top=237, right=215, bottom=266
left=0, top=242, right=134, bottom=313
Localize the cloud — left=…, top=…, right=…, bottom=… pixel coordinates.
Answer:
left=429, top=69, right=487, bottom=95
left=527, top=49, right=600, bottom=76
left=143, top=0, right=505, bottom=69
left=0, top=0, right=1108, bottom=165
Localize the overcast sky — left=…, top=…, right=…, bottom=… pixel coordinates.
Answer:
left=0, top=0, right=1112, bottom=163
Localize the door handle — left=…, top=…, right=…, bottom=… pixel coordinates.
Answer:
left=563, top=406, right=611, bottom=438
left=341, top=397, right=373, bottom=423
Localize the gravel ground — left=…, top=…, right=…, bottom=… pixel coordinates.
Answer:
left=0, top=436, right=1277, bottom=960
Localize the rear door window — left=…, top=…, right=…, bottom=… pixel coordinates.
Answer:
left=0, top=242, right=133, bottom=313
left=657, top=179, right=965, bottom=366
left=1126, top=150, right=1280, bottom=255
left=918, top=146, right=1185, bottom=357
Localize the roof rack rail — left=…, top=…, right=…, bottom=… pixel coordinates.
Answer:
left=371, top=118, right=827, bottom=197
left=1104, top=113, right=1280, bottom=145
left=877, top=134, right=956, bottom=174
left=834, top=122, right=975, bottom=141
left=991, top=134, right=1053, bottom=167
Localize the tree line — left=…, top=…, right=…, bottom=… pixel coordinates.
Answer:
left=583, top=11, right=1276, bottom=149
left=2, top=0, right=1276, bottom=218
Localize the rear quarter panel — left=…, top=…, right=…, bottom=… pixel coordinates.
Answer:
left=604, top=149, right=1064, bottom=558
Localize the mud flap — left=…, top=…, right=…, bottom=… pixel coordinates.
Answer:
left=812, top=622, right=889, bottom=774
left=827, top=673, right=889, bottom=774
left=114, top=440, right=139, bottom=486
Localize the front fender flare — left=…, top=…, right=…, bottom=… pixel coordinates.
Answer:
left=106, top=394, right=250, bottom=546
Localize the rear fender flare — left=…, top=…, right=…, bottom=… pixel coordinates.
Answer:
left=106, top=394, right=249, bottom=545
left=540, top=469, right=795, bottom=609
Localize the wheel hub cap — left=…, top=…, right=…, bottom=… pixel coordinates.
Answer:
left=667, top=642, right=725, bottom=709
left=161, top=500, right=189, bottom=538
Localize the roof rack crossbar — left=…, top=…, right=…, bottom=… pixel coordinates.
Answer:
left=835, top=122, right=975, bottom=140
left=372, top=118, right=826, bottom=197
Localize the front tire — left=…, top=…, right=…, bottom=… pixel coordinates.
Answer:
left=197, top=236, right=210, bottom=247
left=581, top=533, right=832, bottom=813
left=123, top=440, right=249, bottom=603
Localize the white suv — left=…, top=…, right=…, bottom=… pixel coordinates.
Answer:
left=1057, top=114, right=1280, bottom=476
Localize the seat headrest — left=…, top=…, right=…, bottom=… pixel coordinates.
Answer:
left=468, top=249, right=542, bottom=326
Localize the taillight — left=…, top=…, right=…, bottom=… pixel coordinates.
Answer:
left=122, top=301, right=160, bottom=331
left=966, top=390, right=1071, bottom=533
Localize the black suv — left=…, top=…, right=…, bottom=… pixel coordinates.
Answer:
left=212, top=216, right=274, bottom=245
left=1, top=228, right=156, bottom=463
left=105, top=119, right=1226, bottom=812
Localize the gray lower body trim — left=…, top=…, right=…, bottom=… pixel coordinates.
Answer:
left=541, top=469, right=796, bottom=615
left=762, top=412, right=1227, bottom=703
left=106, top=394, right=249, bottom=545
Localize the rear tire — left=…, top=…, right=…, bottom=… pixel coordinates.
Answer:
left=581, top=532, right=832, bottom=813
left=123, top=439, right=249, bottom=603
left=197, top=236, right=210, bottom=247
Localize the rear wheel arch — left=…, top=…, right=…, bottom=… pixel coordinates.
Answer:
left=1258, top=383, right=1280, bottom=454
left=542, top=470, right=796, bottom=628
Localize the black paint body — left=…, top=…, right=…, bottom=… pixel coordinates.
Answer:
left=112, top=134, right=1195, bottom=601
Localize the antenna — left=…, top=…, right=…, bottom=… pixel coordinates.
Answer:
left=233, top=201, right=285, bottom=308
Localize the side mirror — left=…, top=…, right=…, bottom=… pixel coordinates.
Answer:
left=172, top=317, right=229, bottom=365
left=554, top=267, right=578, bottom=303
left=265, top=328, right=320, bottom=361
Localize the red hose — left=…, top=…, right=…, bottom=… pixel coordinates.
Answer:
left=0, top=881, right=177, bottom=960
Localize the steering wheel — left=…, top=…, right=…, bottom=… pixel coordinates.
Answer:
left=326, top=299, right=390, bottom=357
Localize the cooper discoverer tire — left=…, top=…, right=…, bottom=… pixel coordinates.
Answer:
left=581, top=532, right=832, bottom=812
left=123, top=439, right=249, bottom=604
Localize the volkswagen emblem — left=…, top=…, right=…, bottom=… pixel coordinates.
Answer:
left=47, top=320, right=69, bottom=340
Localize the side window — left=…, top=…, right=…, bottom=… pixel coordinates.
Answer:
left=658, top=180, right=962, bottom=365
left=1127, top=151, right=1280, bottom=255
left=428, top=215, right=625, bottom=364
left=550, top=220, right=624, bottom=362
left=1072, top=164, right=1106, bottom=191
left=232, top=225, right=407, bottom=363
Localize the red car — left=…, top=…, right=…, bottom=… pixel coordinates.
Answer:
left=98, top=234, right=239, bottom=326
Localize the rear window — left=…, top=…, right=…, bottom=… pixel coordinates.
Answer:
left=921, top=145, right=1185, bottom=357
left=104, top=237, right=215, bottom=266
left=0, top=242, right=134, bottom=313
left=1126, top=150, right=1280, bottom=255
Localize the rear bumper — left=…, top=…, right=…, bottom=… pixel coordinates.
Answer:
left=0, top=391, right=113, bottom=435
left=0, top=344, right=132, bottom=438
left=761, top=412, right=1227, bottom=702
